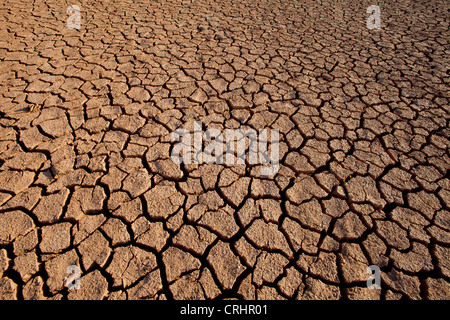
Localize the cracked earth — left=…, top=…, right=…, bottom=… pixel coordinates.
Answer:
left=0, top=0, right=449, bottom=300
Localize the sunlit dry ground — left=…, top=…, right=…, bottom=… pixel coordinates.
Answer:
left=0, top=0, right=449, bottom=300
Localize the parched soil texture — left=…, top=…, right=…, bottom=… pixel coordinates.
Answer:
left=0, top=0, right=449, bottom=300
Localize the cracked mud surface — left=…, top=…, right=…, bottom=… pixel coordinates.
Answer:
left=0, top=0, right=449, bottom=300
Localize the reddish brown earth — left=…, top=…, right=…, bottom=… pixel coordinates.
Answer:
left=0, top=0, right=449, bottom=300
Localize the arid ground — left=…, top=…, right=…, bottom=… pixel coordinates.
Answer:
left=0, top=0, right=449, bottom=300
